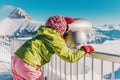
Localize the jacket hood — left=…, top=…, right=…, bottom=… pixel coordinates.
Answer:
left=37, top=26, right=61, bottom=37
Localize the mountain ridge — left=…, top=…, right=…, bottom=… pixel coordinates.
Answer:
left=8, top=7, right=32, bottom=20
left=0, top=7, right=120, bottom=44
left=0, top=7, right=44, bottom=37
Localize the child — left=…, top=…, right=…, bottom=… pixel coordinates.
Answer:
left=11, top=15, right=94, bottom=80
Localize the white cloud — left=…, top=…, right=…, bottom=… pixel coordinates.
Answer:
left=0, top=5, right=15, bottom=20
left=0, top=5, right=15, bottom=13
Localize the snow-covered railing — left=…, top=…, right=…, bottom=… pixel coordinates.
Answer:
left=10, top=39, right=120, bottom=80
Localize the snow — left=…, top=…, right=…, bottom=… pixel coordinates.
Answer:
left=92, top=40, right=120, bottom=55
left=93, top=24, right=120, bottom=31
left=0, top=18, right=43, bottom=35
left=0, top=45, right=12, bottom=80
left=0, top=45, right=11, bottom=63
left=66, top=71, right=106, bottom=80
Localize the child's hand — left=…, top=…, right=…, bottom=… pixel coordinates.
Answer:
left=81, top=45, right=94, bottom=54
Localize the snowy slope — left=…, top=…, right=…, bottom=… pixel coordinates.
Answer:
left=87, top=24, right=120, bottom=44
left=90, top=39, right=119, bottom=63
left=93, top=24, right=120, bottom=39
left=0, top=18, right=42, bottom=36
left=93, top=39, right=120, bottom=55
left=0, top=45, right=11, bottom=63
left=93, top=24, right=120, bottom=31
left=0, top=7, right=44, bottom=36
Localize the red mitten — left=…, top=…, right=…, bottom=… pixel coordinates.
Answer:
left=81, top=45, right=94, bottom=54
left=65, top=17, right=74, bottom=24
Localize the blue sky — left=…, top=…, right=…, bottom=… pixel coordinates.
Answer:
left=0, top=0, right=120, bottom=24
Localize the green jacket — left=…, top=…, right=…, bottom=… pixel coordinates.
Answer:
left=15, top=26, right=86, bottom=67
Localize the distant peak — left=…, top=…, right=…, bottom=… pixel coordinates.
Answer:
left=8, top=7, right=32, bottom=20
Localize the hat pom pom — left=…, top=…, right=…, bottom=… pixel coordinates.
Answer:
left=65, top=17, right=74, bottom=24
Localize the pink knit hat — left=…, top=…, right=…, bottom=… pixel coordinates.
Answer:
left=46, top=15, right=67, bottom=35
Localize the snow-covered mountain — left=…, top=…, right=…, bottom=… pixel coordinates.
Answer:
left=93, top=24, right=120, bottom=39
left=8, top=7, right=32, bottom=20
left=0, top=7, right=120, bottom=44
left=87, top=24, right=120, bottom=44
left=93, top=24, right=120, bottom=31
left=0, top=18, right=42, bottom=37
left=0, top=7, right=44, bottom=37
